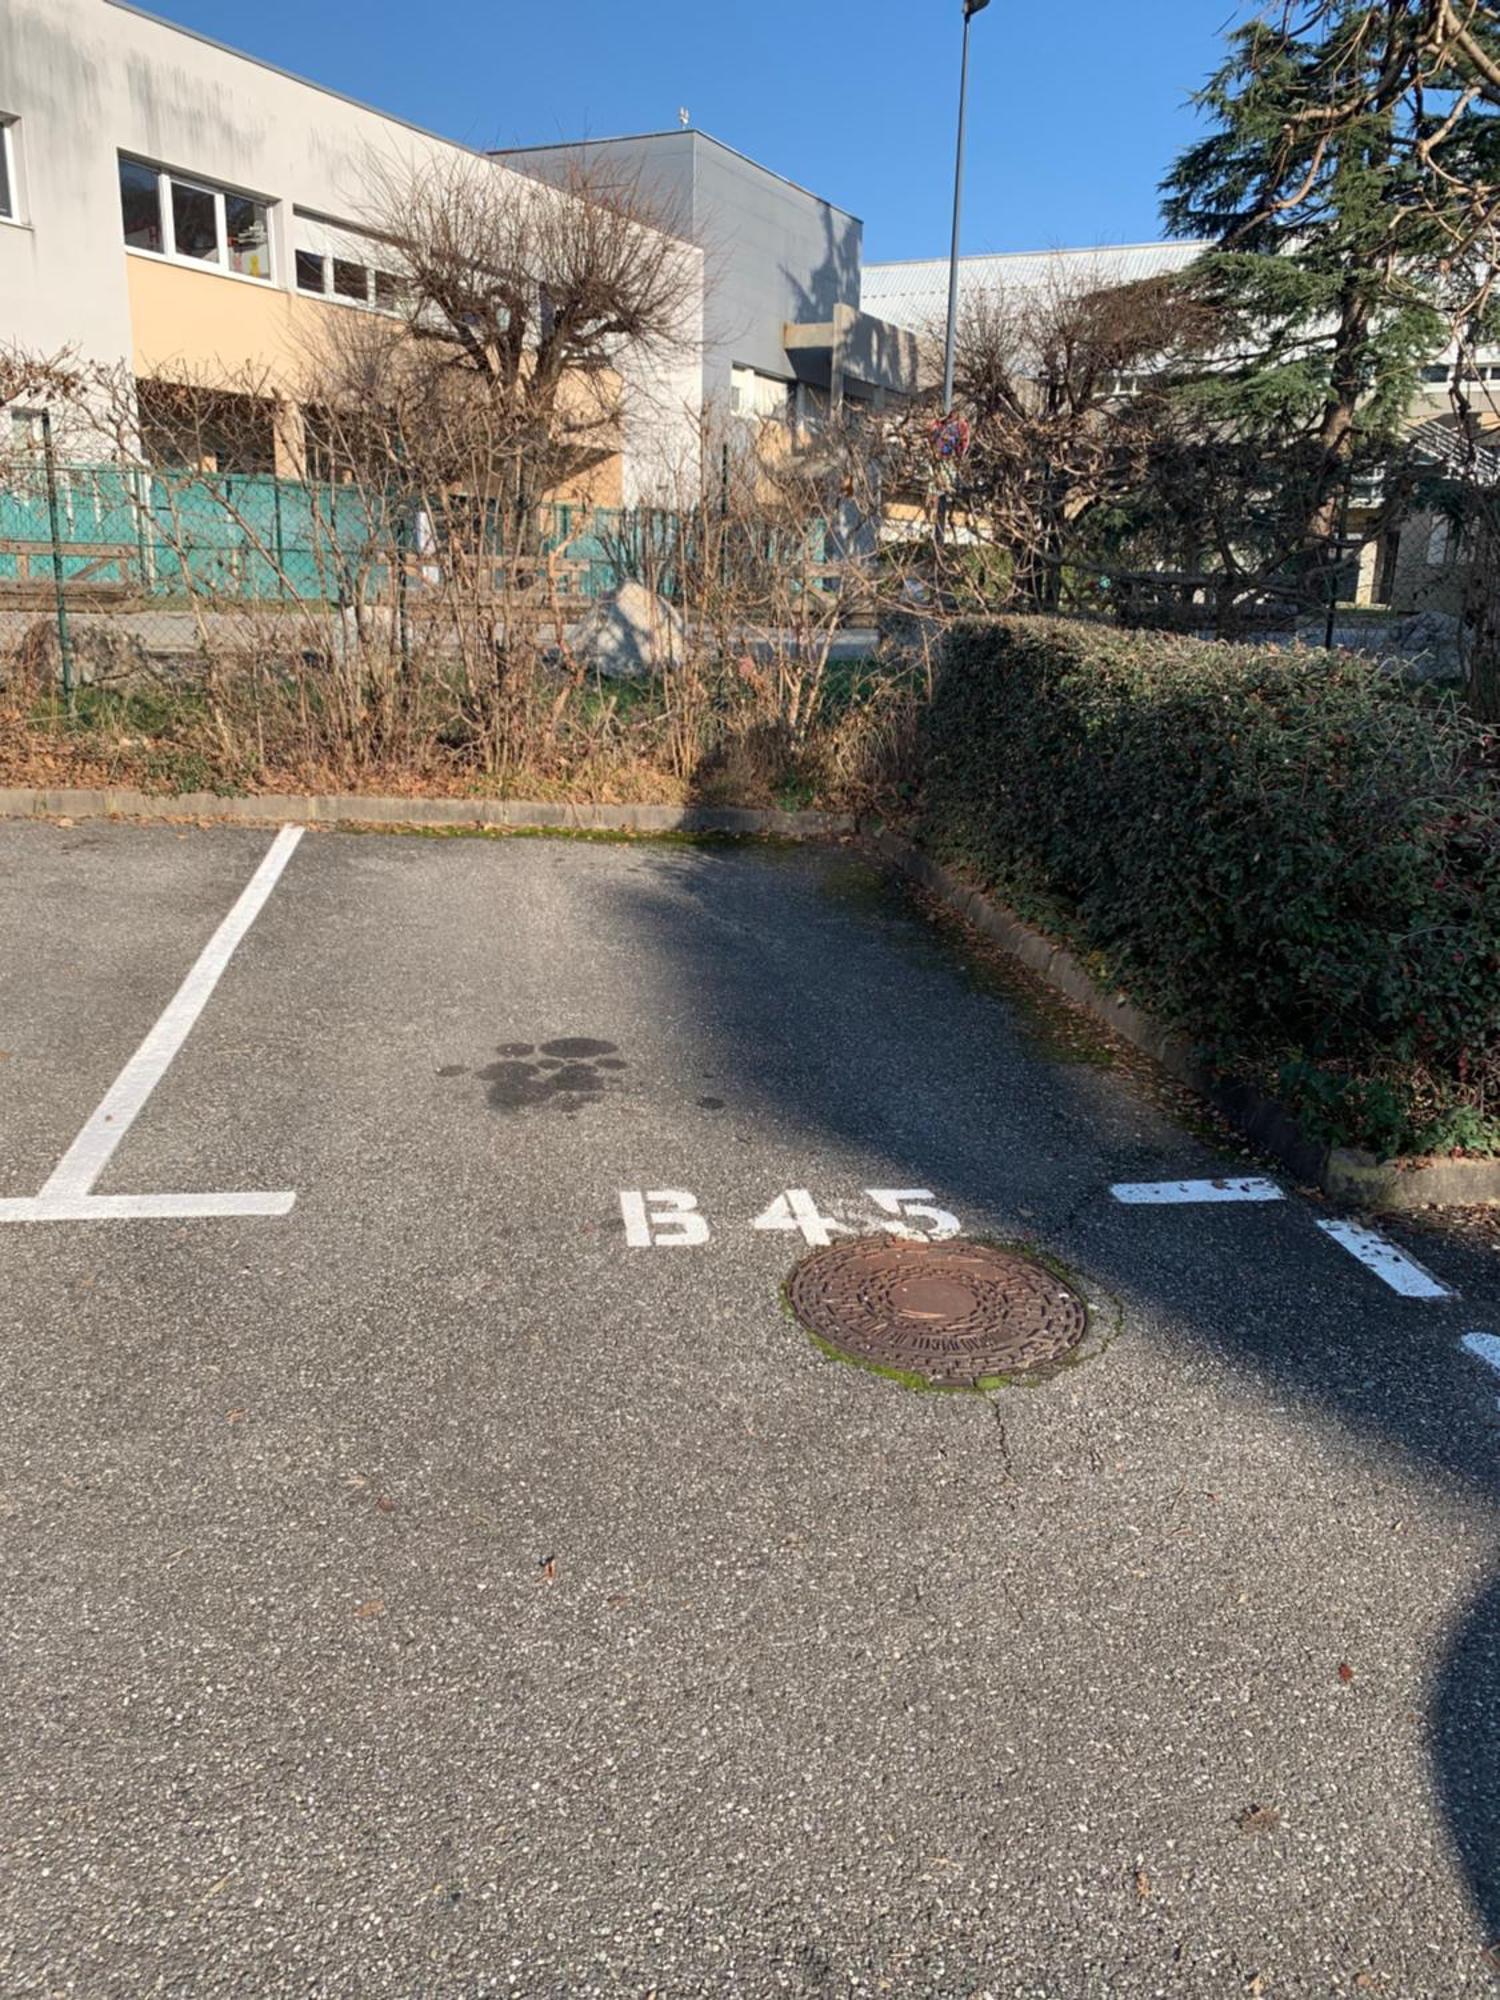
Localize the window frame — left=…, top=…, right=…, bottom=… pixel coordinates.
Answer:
left=118, top=155, right=274, bottom=284
left=331, top=255, right=370, bottom=303
left=293, top=246, right=404, bottom=316
left=0, top=117, right=19, bottom=225
left=170, top=174, right=222, bottom=267
left=291, top=210, right=406, bottom=316
left=295, top=247, right=329, bottom=296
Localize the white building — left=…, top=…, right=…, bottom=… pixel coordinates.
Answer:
left=861, top=242, right=1211, bottom=341
left=0, top=0, right=706, bottom=502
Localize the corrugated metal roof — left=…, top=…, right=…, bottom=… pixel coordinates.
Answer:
left=861, top=242, right=1212, bottom=332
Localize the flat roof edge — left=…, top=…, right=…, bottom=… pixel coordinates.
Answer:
left=864, top=240, right=1214, bottom=270
left=493, top=129, right=862, bottom=225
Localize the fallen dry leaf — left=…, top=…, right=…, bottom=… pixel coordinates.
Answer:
left=538, top=1555, right=557, bottom=1584
left=225, top=1409, right=246, bottom=1424
left=354, top=1598, right=386, bottom=1620
left=375, top=1495, right=397, bottom=1515
left=1338, top=1661, right=1355, bottom=1684
left=1134, top=1868, right=1151, bottom=1900
left=1236, top=1804, right=1281, bottom=1835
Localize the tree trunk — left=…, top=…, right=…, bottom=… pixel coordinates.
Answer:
left=1463, top=510, right=1500, bottom=720
left=1309, top=278, right=1369, bottom=548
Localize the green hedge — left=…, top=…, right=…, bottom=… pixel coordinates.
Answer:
left=917, top=618, right=1500, bottom=1157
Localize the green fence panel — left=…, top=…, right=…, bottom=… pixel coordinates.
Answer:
left=2, top=462, right=711, bottom=606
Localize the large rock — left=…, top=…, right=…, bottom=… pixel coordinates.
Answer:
left=2, top=614, right=151, bottom=689
left=571, top=580, right=685, bottom=680
left=1386, top=608, right=1464, bottom=681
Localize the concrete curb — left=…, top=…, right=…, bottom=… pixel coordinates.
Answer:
left=865, top=827, right=1500, bottom=1212
left=0, top=785, right=854, bottom=840
left=3, top=781, right=1494, bottom=1208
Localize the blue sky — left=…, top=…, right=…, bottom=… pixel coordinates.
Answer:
left=143, top=0, right=1236, bottom=261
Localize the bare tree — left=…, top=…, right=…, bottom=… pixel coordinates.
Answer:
left=0, top=345, right=82, bottom=420
left=890, top=271, right=1218, bottom=612
left=303, top=150, right=700, bottom=529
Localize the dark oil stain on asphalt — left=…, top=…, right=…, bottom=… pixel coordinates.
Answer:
left=697, top=1096, right=726, bottom=1110
left=440, top=1038, right=626, bottom=1117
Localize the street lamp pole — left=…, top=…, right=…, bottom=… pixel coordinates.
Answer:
left=941, top=0, right=989, bottom=417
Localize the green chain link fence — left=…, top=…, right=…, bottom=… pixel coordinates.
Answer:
left=0, top=454, right=716, bottom=693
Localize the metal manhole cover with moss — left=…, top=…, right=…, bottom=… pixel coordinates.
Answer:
left=785, top=1238, right=1088, bottom=1389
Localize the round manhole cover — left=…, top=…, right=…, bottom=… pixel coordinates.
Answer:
left=785, top=1238, right=1088, bottom=1389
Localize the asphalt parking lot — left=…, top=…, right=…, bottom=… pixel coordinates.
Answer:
left=3, top=817, right=1500, bottom=1999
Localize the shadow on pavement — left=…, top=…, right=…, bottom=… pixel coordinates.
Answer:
left=613, top=837, right=1500, bottom=1954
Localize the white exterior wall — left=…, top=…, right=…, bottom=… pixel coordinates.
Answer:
left=0, top=0, right=704, bottom=500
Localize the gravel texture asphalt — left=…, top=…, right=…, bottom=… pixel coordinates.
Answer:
left=2, top=819, right=1500, bottom=2000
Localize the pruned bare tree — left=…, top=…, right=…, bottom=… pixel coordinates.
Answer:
left=300, top=149, right=700, bottom=528
left=888, top=270, right=1218, bottom=613
left=0, top=345, right=82, bottom=421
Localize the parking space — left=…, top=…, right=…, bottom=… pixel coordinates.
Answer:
left=3, top=818, right=1500, bottom=1996
left=0, top=822, right=300, bottom=1199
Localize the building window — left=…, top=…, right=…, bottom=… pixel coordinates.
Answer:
left=1426, top=516, right=1454, bottom=566
left=292, top=211, right=404, bottom=313
left=137, top=378, right=278, bottom=475
left=0, top=118, right=17, bottom=223
left=171, top=179, right=219, bottom=263
left=120, top=157, right=164, bottom=252
left=731, top=364, right=792, bottom=425
left=225, top=193, right=270, bottom=277
left=118, top=156, right=272, bottom=280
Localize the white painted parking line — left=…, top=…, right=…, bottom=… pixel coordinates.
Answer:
left=1461, top=1332, right=1500, bottom=1407
left=40, top=826, right=303, bottom=1199
left=1110, top=1178, right=1284, bottom=1204
left=1316, top=1220, right=1454, bottom=1299
left=0, top=1192, right=296, bottom=1224
left=1, top=826, right=302, bottom=1226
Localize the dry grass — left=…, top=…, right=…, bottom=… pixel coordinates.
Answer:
left=0, top=644, right=921, bottom=813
